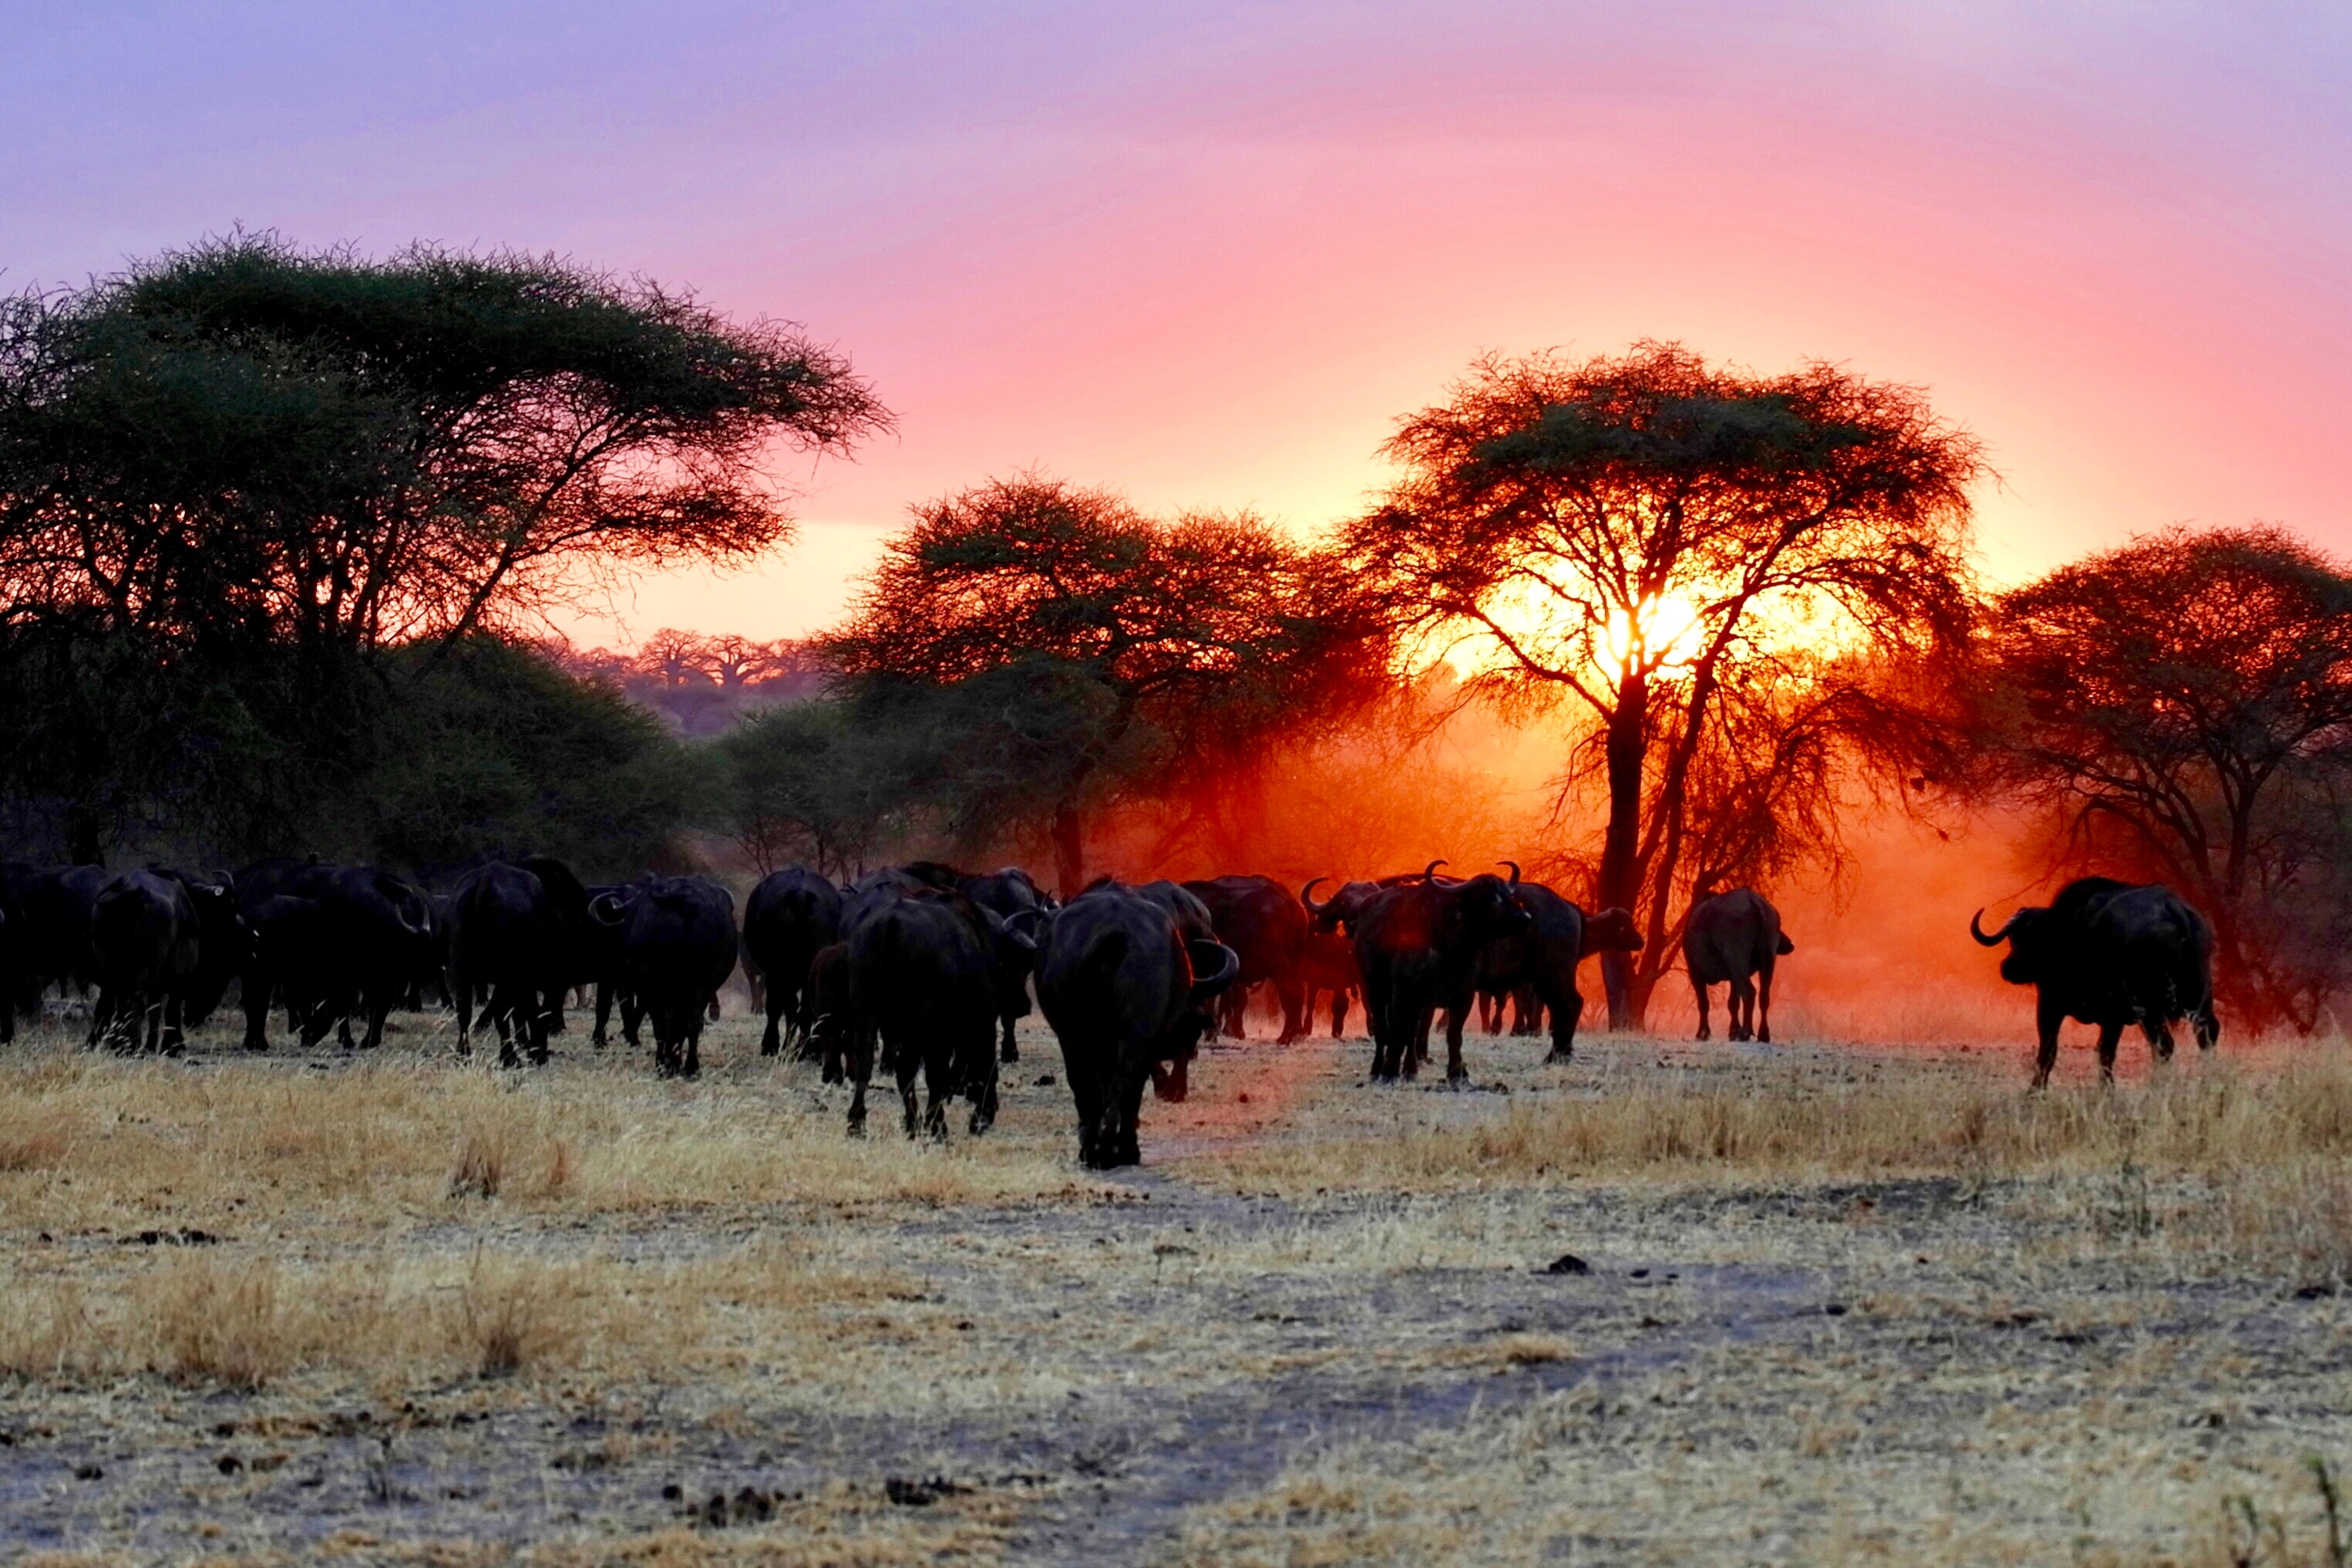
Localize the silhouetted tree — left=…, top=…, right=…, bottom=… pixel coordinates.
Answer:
left=1342, top=343, right=1984, bottom=1025
left=0, top=233, right=882, bottom=860
left=828, top=476, right=1375, bottom=893
left=712, top=698, right=913, bottom=877
left=1968, top=525, right=2352, bottom=1031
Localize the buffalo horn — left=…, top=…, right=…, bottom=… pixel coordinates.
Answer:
left=1968, top=907, right=2020, bottom=947
left=1421, top=859, right=1449, bottom=882
left=589, top=890, right=630, bottom=928
left=1499, top=860, right=1521, bottom=887
left=1300, top=877, right=1331, bottom=915
left=1188, top=940, right=1240, bottom=994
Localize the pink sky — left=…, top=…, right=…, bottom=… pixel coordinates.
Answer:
left=9, top=3, right=2347, bottom=645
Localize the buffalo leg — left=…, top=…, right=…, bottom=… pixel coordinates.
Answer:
left=2031, top=996, right=2064, bottom=1088
left=1443, top=998, right=1469, bottom=1083
left=595, top=981, right=617, bottom=1051
left=622, top=993, right=644, bottom=1050
left=846, top=1025, right=873, bottom=1137
left=1693, top=977, right=1711, bottom=1041
left=1544, top=987, right=1584, bottom=1064
left=241, top=968, right=273, bottom=1052
left=998, top=1010, right=1020, bottom=1065
left=1330, top=988, right=1348, bottom=1039
left=683, top=1018, right=702, bottom=1079
left=759, top=984, right=783, bottom=1057
left=1755, top=961, right=1776, bottom=1045
left=2194, top=1005, right=2220, bottom=1052
left=1511, top=984, right=1542, bottom=1037
left=897, top=1045, right=924, bottom=1139
left=2095, top=1020, right=2122, bottom=1083
left=1728, top=975, right=1757, bottom=1042
left=362, top=993, right=391, bottom=1051
left=1275, top=974, right=1306, bottom=1045
left=2145, top=1017, right=2177, bottom=1064
left=453, top=979, right=474, bottom=1057
left=1220, top=986, right=1247, bottom=1041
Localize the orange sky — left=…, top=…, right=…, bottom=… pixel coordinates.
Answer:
left=10, top=4, right=2348, bottom=648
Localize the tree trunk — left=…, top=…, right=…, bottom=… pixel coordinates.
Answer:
left=1593, top=673, right=1650, bottom=1029
left=1052, top=801, right=1086, bottom=900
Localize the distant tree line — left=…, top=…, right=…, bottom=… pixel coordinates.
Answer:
left=5, top=235, right=2348, bottom=1032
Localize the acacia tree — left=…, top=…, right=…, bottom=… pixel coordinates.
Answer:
left=1342, top=343, right=1983, bottom=1025
left=1970, top=526, right=2352, bottom=1031
left=0, top=234, right=882, bottom=859
left=828, top=476, right=1374, bottom=894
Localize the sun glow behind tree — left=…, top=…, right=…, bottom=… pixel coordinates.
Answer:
left=1344, top=342, right=1986, bottom=1026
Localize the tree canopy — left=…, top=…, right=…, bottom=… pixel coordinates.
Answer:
left=0, top=234, right=883, bottom=656
left=828, top=475, right=1377, bottom=892
left=1342, top=342, right=1984, bottom=1023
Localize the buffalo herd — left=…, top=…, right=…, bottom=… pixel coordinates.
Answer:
left=0, top=851, right=2225, bottom=1166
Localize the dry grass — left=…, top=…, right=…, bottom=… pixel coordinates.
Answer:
left=11, top=1014, right=2352, bottom=1563
left=1225, top=1043, right=2352, bottom=1189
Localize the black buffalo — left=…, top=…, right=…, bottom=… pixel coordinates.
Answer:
left=594, top=876, right=739, bottom=1078
left=957, top=866, right=1055, bottom=1062
left=1181, top=875, right=1311, bottom=1042
left=237, top=864, right=433, bottom=1051
left=1036, top=881, right=1240, bottom=1168
left=843, top=889, right=1029, bottom=1139
left=2, top=863, right=108, bottom=1036
left=88, top=868, right=238, bottom=1052
left=742, top=865, right=843, bottom=1058
left=1299, top=928, right=1361, bottom=1038
left=446, top=861, right=567, bottom=1066
left=1471, top=882, right=1644, bottom=1062
left=1684, top=888, right=1795, bottom=1045
left=1970, top=877, right=2219, bottom=1086
left=1335, top=861, right=1532, bottom=1082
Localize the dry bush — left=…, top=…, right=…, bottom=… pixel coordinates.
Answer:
left=458, top=1251, right=574, bottom=1378
left=148, top=1255, right=288, bottom=1388
left=450, top=1124, right=510, bottom=1198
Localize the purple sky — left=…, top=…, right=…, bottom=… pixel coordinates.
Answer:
left=8, top=2, right=2348, bottom=643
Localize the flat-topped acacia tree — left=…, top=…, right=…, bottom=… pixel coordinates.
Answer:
left=827, top=475, right=1375, bottom=895
left=0, top=234, right=883, bottom=859
left=1341, top=343, right=1984, bottom=1028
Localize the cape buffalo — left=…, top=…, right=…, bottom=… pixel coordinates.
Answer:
left=844, top=889, right=1025, bottom=1139
left=88, top=868, right=228, bottom=1052
left=742, top=865, right=843, bottom=1058
left=1342, top=861, right=1533, bottom=1082
left=4, top=864, right=109, bottom=1031
left=1299, top=929, right=1361, bottom=1038
left=236, top=864, right=432, bottom=1051
left=1036, top=881, right=1240, bottom=1169
left=1472, top=882, right=1644, bottom=1062
left=1180, top=875, right=1311, bottom=1042
left=1684, top=889, right=1794, bottom=1045
left=1970, top=877, right=2219, bottom=1087
left=447, top=861, right=566, bottom=1066
left=594, top=876, right=738, bottom=1078
left=958, top=866, right=1054, bottom=1062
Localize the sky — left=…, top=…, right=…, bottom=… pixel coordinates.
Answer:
left=6, top=2, right=2349, bottom=647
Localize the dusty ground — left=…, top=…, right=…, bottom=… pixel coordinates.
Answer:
left=5, top=1003, right=2352, bottom=1566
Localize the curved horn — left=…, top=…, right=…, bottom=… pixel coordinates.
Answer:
left=1421, top=859, right=1449, bottom=882
left=1968, top=907, right=2021, bottom=947
left=1188, top=940, right=1240, bottom=995
left=1499, top=860, right=1521, bottom=887
left=589, top=890, right=630, bottom=928
left=1300, top=877, right=1331, bottom=915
